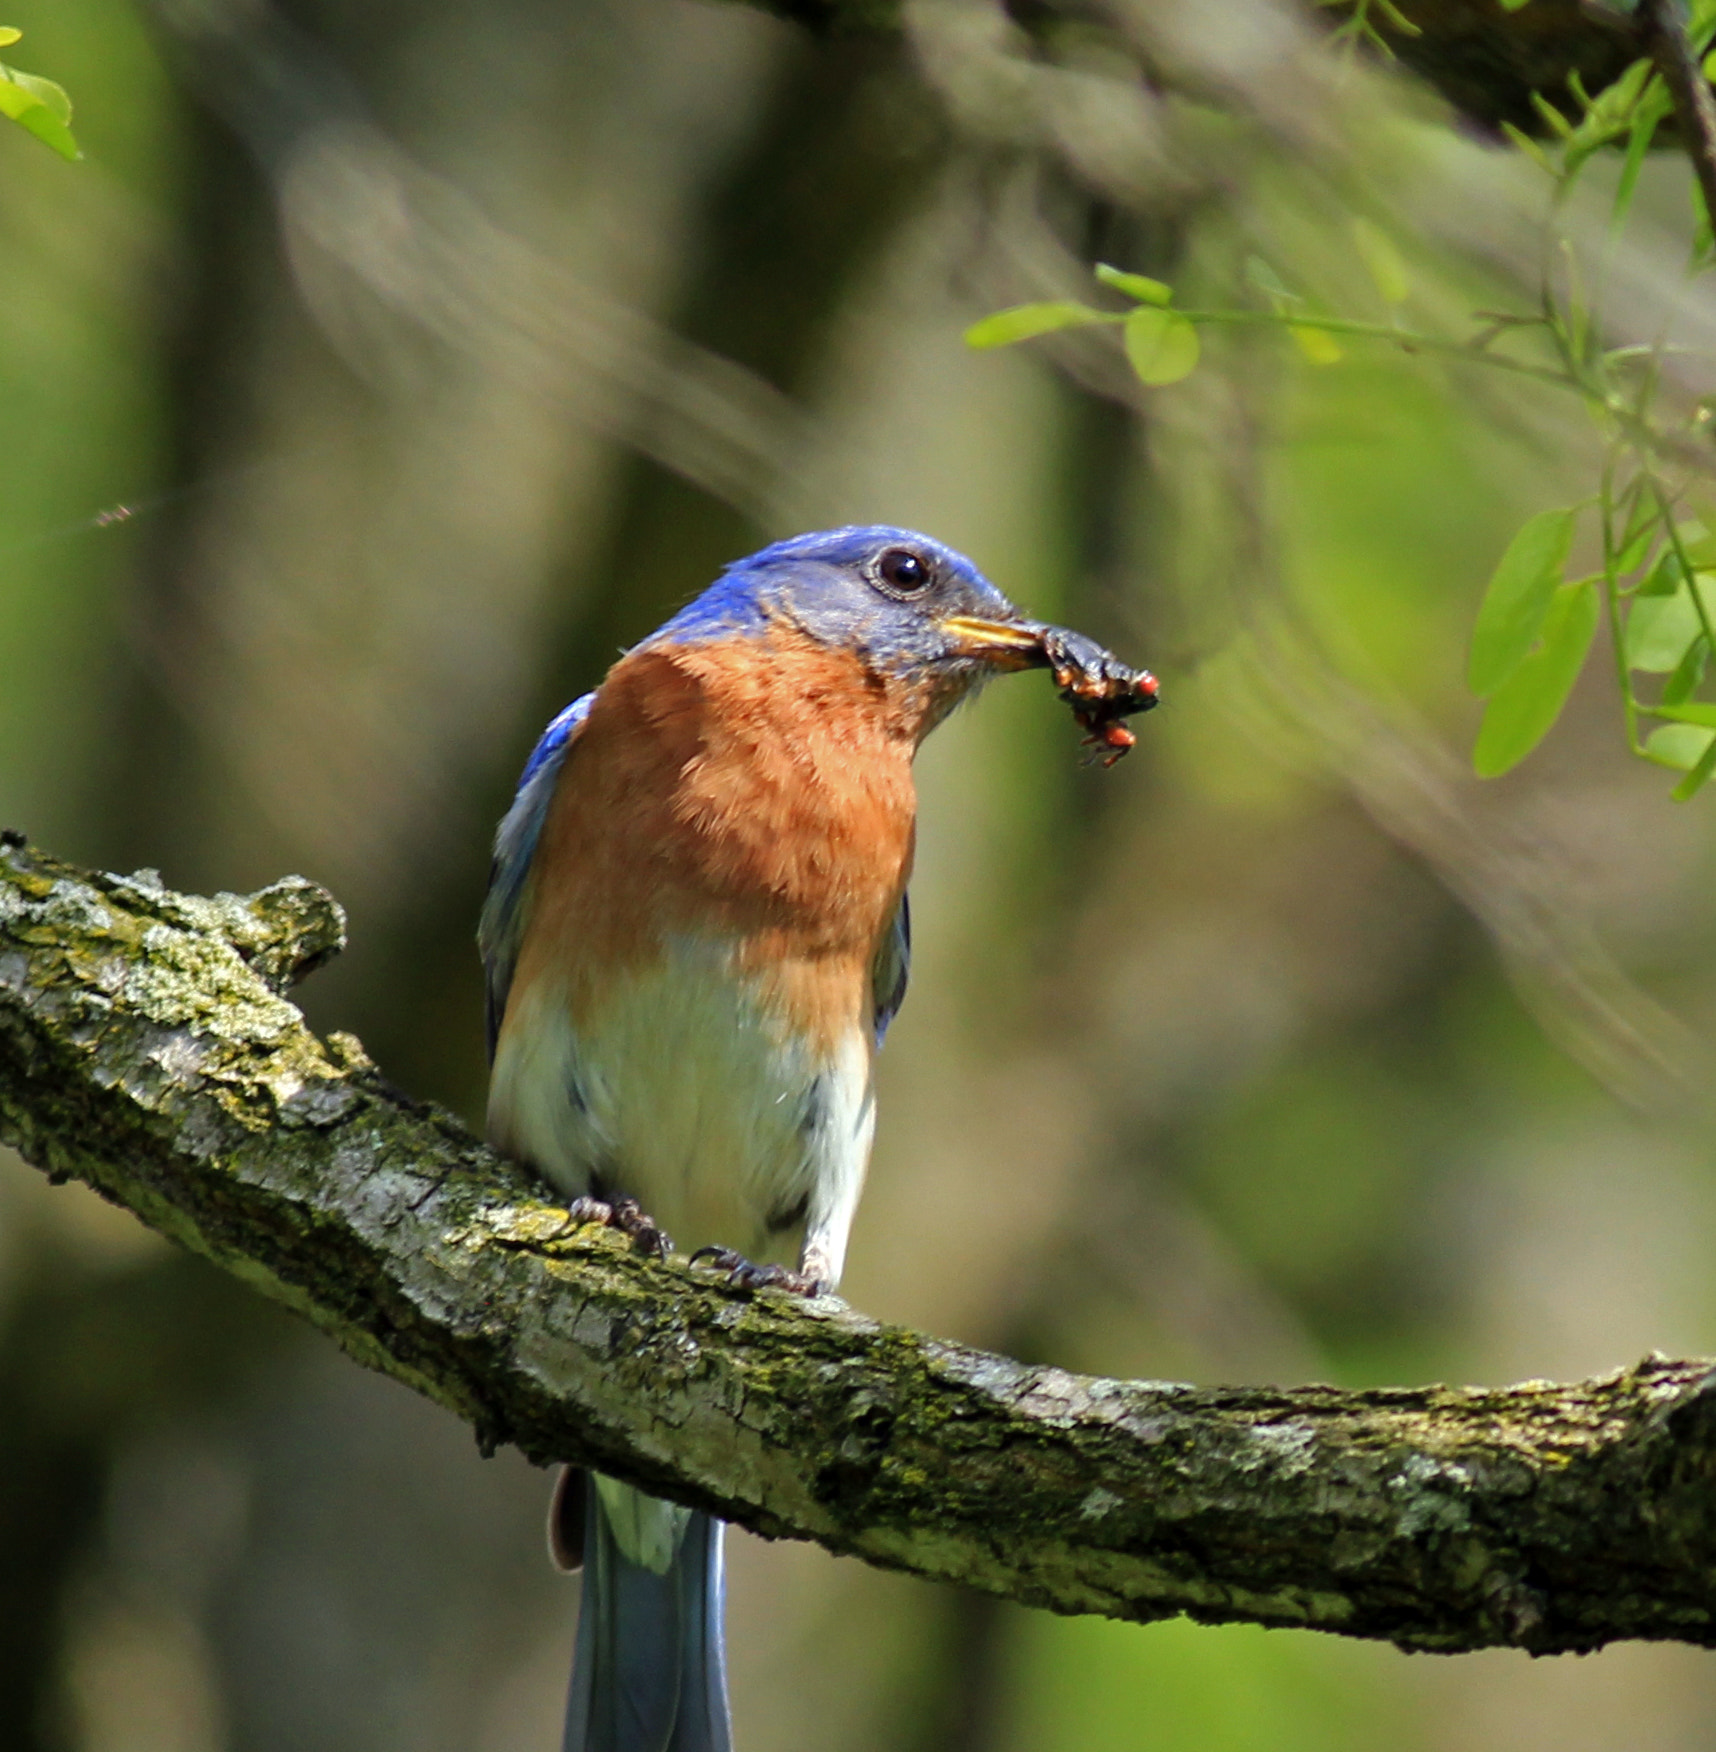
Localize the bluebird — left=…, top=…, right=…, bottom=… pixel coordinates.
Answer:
left=479, top=525, right=1156, bottom=1752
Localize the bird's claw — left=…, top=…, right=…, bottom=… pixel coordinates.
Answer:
left=566, top=1193, right=673, bottom=1259
left=688, top=1246, right=827, bottom=1297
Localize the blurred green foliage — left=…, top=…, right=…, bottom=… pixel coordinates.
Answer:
left=0, top=28, right=77, bottom=161
left=3, top=2, right=1716, bottom=1751
left=974, top=26, right=1716, bottom=797
left=1001, top=1614, right=1417, bottom=1752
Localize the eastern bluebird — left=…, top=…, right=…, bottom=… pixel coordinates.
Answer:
left=479, top=525, right=1156, bottom=1752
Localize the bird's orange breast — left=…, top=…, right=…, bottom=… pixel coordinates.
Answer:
left=508, top=623, right=919, bottom=1056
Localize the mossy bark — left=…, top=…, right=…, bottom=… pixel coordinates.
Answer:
left=2, top=835, right=1715, bottom=1653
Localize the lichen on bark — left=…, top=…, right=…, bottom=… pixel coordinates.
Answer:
left=2, top=833, right=1715, bottom=1655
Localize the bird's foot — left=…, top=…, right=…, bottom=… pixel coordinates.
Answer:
left=566, top=1194, right=673, bottom=1260
left=688, top=1246, right=829, bottom=1296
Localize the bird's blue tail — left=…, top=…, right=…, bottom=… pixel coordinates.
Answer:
left=562, top=1473, right=733, bottom=1752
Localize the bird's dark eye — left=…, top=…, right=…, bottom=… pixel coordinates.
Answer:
left=876, top=548, right=931, bottom=594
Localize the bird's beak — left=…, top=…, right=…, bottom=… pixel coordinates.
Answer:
left=939, top=614, right=1052, bottom=671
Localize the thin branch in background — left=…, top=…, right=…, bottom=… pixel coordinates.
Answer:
left=150, top=0, right=816, bottom=520
left=1638, top=0, right=1716, bottom=248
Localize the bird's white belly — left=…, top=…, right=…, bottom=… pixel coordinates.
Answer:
left=489, top=935, right=874, bottom=1268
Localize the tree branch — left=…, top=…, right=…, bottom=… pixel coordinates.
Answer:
left=1639, top=0, right=1716, bottom=235
left=3, top=833, right=1716, bottom=1653
left=732, top=0, right=1676, bottom=143
left=1356, top=0, right=1642, bottom=134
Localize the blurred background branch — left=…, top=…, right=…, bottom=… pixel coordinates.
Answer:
left=621, top=0, right=1679, bottom=147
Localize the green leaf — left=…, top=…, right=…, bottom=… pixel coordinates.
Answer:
left=1611, top=484, right=1659, bottom=577
left=1644, top=722, right=1716, bottom=771
left=1677, top=516, right=1716, bottom=567
left=0, top=64, right=78, bottom=159
left=1094, top=263, right=1172, bottom=305
left=1626, top=575, right=1716, bottom=670
left=1244, top=256, right=1300, bottom=305
left=10, top=64, right=68, bottom=124
left=1351, top=219, right=1409, bottom=305
left=1636, top=548, right=1683, bottom=597
left=1619, top=484, right=1660, bottom=544
left=1467, top=506, right=1578, bottom=696
left=1472, top=580, right=1599, bottom=777
left=1638, top=75, right=1675, bottom=124
left=1600, top=56, right=1653, bottom=118
left=1647, top=699, right=1716, bottom=728
left=1564, top=56, right=1653, bottom=177
left=964, top=302, right=1108, bottom=349
left=1662, top=633, right=1709, bottom=704
left=1500, top=120, right=1555, bottom=173
left=1122, top=305, right=1199, bottom=385
left=0, top=27, right=20, bottom=47
left=1613, top=80, right=1664, bottom=231
left=1673, top=732, right=1716, bottom=798
left=1530, top=90, right=1574, bottom=138
left=1613, top=522, right=1655, bottom=577
left=1499, top=0, right=1533, bottom=11
left=1374, top=0, right=1422, bottom=33
left=1289, top=324, right=1342, bottom=364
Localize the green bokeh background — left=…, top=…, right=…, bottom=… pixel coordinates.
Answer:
left=2, top=3, right=1714, bottom=1749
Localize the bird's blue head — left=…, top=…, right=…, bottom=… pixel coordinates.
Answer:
left=647, top=525, right=1055, bottom=698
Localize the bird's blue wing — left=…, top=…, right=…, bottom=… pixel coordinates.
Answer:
left=870, top=891, right=911, bottom=1049
left=478, top=692, right=595, bottom=1061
